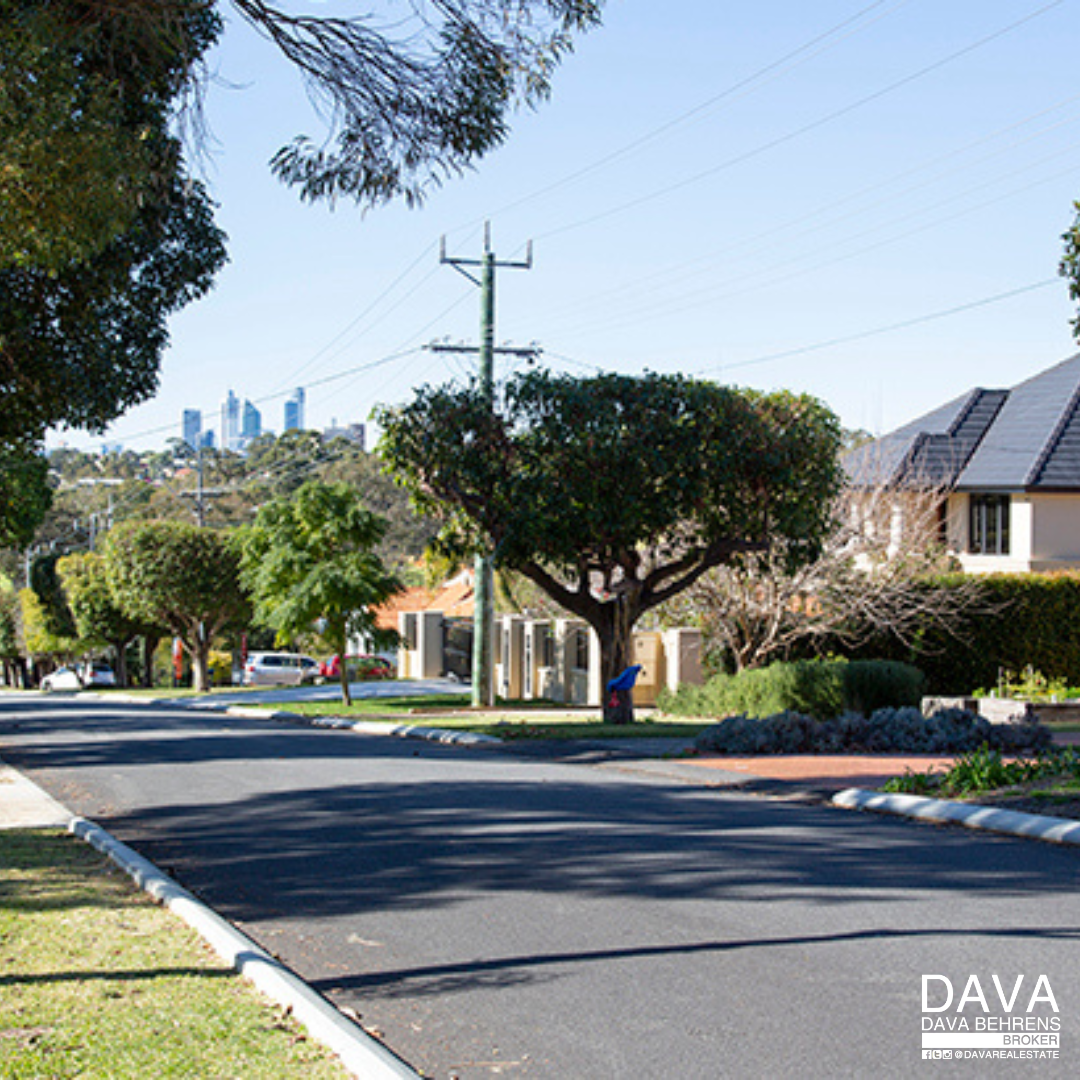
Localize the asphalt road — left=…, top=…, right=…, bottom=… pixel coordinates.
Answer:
left=2, top=696, right=1079, bottom=1079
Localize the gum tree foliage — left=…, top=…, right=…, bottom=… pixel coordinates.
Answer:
left=1062, top=202, right=1080, bottom=338
left=230, top=0, right=605, bottom=207
left=237, top=481, right=404, bottom=705
left=378, top=369, right=843, bottom=723
left=0, top=0, right=227, bottom=458
left=103, top=520, right=250, bottom=692
left=57, top=551, right=150, bottom=688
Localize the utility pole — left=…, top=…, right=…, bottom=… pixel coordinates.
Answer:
left=435, top=223, right=535, bottom=707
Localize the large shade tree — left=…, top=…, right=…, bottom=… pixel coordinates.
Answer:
left=0, top=0, right=227, bottom=553
left=103, top=520, right=249, bottom=691
left=378, top=369, right=843, bottom=722
left=237, top=480, right=403, bottom=705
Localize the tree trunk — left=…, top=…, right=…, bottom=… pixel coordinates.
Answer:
left=141, top=635, right=160, bottom=688
left=190, top=636, right=211, bottom=692
left=597, top=601, right=636, bottom=725
left=111, top=638, right=130, bottom=689
left=339, top=660, right=352, bottom=706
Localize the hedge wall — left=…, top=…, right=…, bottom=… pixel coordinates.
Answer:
left=837, top=572, right=1080, bottom=695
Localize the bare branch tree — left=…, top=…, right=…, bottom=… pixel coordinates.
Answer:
left=667, top=476, right=989, bottom=673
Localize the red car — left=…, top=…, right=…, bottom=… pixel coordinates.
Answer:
left=319, top=654, right=395, bottom=681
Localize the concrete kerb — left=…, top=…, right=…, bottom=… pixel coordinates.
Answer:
left=832, top=788, right=1080, bottom=846
left=68, top=815, right=419, bottom=1080
left=223, top=705, right=504, bottom=747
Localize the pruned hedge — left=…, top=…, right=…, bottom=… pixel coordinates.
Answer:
left=658, top=657, right=923, bottom=721
left=693, top=707, right=1052, bottom=756
left=833, top=572, right=1080, bottom=695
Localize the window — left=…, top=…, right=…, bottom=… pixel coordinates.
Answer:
left=574, top=629, right=590, bottom=671
left=969, top=495, right=1010, bottom=555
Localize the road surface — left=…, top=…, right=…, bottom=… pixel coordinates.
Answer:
left=2, top=696, right=1078, bottom=1078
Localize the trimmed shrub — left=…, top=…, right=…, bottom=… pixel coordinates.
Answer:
left=693, top=706, right=1052, bottom=756
left=842, top=660, right=924, bottom=715
left=659, top=658, right=926, bottom=721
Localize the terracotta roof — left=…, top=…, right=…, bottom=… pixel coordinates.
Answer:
left=373, top=573, right=475, bottom=630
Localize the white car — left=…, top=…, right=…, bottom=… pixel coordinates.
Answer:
left=242, top=652, right=320, bottom=687
left=41, top=662, right=116, bottom=692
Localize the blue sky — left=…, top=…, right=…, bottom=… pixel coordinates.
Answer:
left=58, top=0, right=1080, bottom=451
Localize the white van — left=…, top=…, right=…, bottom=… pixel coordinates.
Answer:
left=242, top=652, right=319, bottom=687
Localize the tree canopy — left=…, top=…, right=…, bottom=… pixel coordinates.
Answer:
left=57, top=551, right=148, bottom=687
left=378, top=368, right=842, bottom=721
left=237, top=480, right=403, bottom=704
left=0, top=0, right=227, bottom=478
left=103, top=519, right=249, bottom=691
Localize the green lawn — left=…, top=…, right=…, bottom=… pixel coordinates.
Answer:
left=251, top=697, right=713, bottom=741
left=0, top=829, right=350, bottom=1079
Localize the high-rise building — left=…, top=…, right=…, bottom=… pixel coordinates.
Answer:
left=323, top=421, right=365, bottom=449
left=284, top=387, right=306, bottom=432
left=182, top=408, right=202, bottom=450
left=242, top=400, right=262, bottom=442
left=220, top=390, right=240, bottom=452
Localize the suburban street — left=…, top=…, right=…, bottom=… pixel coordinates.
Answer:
left=2, top=695, right=1079, bottom=1078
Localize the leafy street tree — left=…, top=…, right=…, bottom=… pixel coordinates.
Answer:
left=237, top=481, right=403, bottom=705
left=0, top=445, right=52, bottom=549
left=103, top=520, right=250, bottom=692
left=0, top=0, right=227, bottom=555
left=378, top=369, right=842, bottom=722
left=57, top=551, right=149, bottom=688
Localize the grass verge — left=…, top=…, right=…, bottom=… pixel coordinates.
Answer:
left=882, top=746, right=1080, bottom=820
left=0, top=829, right=349, bottom=1079
left=246, top=697, right=714, bottom=741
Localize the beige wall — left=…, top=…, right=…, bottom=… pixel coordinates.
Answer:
left=949, top=492, right=1080, bottom=573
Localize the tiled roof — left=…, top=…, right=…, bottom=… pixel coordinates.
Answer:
left=845, top=353, right=1080, bottom=491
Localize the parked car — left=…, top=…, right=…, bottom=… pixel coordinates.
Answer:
left=318, top=654, right=395, bottom=681
left=40, top=666, right=82, bottom=692
left=82, top=661, right=117, bottom=688
left=242, top=652, right=320, bottom=687
left=40, top=661, right=116, bottom=692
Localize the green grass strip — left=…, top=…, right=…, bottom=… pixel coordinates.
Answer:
left=0, top=829, right=349, bottom=1079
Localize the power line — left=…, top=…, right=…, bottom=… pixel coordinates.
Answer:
left=695, top=278, right=1061, bottom=375
left=533, top=0, right=1067, bottom=243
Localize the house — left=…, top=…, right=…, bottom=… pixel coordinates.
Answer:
left=845, top=353, right=1080, bottom=573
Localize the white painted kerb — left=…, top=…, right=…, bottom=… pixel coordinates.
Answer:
left=832, top=788, right=1080, bottom=845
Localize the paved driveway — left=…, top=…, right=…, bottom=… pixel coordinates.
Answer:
left=2, top=697, right=1078, bottom=1078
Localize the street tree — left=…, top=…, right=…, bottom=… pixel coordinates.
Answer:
left=237, top=481, right=403, bottom=705
left=57, top=551, right=151, bottom=687
left=378, top=369, right=842, bottom=722
left=0, top=445, right=52, bottom=549
left=103, top=520, right=250, bottom=691
left=0, top=0, right=227, bottom=530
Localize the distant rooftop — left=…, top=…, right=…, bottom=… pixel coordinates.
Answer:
left=845, top=353, right=1080, bottom=492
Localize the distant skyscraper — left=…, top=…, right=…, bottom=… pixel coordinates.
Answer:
left=242, top=400, right=262, bottom=442
left=182, top=408, right=201, bottom=450
left=220, top=390, right=240, bottom=452
left=284, top=387, right=306, bottom=432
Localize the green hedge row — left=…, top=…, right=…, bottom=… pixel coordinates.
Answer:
left=833, top=573, right=1080, bottom=696
left=658, top=658, right=924, bottom=721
